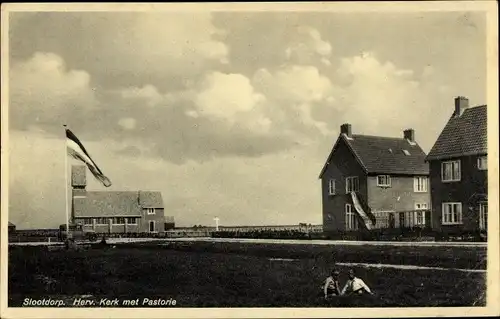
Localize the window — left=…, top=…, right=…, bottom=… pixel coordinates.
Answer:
left=373, top=211, right=390, bottom=228
left=479, top=202, right=487, bottom=231
left=112, top=217, right=125, bottom=225
left=441, top=160, right=461, bottom=182
left=478, top=156, right=487, bottom=170
left=402, top=149, right=411, bottom=156
left=415, top=203, right=428, bottom=226
left=126, top=217, right=138, bottom=225
left=345, top=204, right=358, bottom=230
left=414, top=176, right=428, bottom=192
left=345, top=176, right=359, bottom=193
left=95, top=218, right=108, bottom=225
left=377, top=175, right=391, bottom=187
left=82, top=218, right=93, bottom=226
left=442, top=202, right=462, bottom=225
left=328, top=179, right=336, bottom=195
left=145, top=208, right=155, bottom=215
left=415, top=203, right=428, bottom=210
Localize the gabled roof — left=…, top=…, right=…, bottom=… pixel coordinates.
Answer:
left=319, top=133, right=429, bottom=178
left=139, top=191, right=164, bottom=208
left=8, top=222, right=15, bottom=227
left=426, top=105, right=487, bottom=161
left=73, top=191, right=163, bottom=217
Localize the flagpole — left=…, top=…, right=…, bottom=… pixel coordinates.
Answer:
left=64, top=124, right=69, bottom=239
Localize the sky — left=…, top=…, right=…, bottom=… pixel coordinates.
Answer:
left=6, top=8, right=488, bottom=229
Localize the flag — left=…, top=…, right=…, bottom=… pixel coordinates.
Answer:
left=66, top=128, right=112, bottom=187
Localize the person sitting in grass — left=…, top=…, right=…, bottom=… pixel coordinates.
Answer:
left=341, top=269, right=374, bottom=296
left=323, top=269, right=341, bottom=299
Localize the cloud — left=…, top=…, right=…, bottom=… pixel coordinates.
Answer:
left=8, top=130, right=67, bottom=228
left=310, top=51, right=457, bottom=152
left=9, top=12, right=229, bottom=91
left=120, top=85, right=164, bottom=107
left=285, top=26, right=332, bottom=64
left=253, top=65, right=334, bottom=136
left=254, top=65, right=332, bottom=103
left=9, top=52, right=97, bottom=130
left=194, top=72, right=266, bottom=122
left=118, top=118, right=137, bottom=130
left=7, top=12, right=486, bottom=230
left=8, top=130, right=324, bottom=229
left=9, top=53, right=298, bottom=164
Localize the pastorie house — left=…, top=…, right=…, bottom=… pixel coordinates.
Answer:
left=71, top=165, right=174, bottom=233
left=319, top=124, right=430, bottom=236
left=426, top=97, right=487, bottom=235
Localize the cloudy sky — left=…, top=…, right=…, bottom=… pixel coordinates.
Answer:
left=6, top=7, right=488, bottom=229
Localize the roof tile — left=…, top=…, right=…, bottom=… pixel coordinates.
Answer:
left=426, top=105, right=487, bottom=160
left=73, top=191, right=163, bottom=217
left=347, top=134, right=429, bottom=175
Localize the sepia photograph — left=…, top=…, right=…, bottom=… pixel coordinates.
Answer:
left=1, top=2, right=498, bottom=318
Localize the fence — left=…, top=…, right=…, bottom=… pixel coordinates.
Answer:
left=371, top=209, right=431, bottom=230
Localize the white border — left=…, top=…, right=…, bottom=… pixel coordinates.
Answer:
left=1, top=1, right=498, bottom=318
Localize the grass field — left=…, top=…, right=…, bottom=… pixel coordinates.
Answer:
left=8, top=242, right=486, bottom=307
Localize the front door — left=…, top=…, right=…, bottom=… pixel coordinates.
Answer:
left=149, top=221, right=155, bottom=232
left=479, top=202, right=487, bottom=231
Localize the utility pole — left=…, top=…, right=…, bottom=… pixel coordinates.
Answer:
left=214, top=217, right=220, bottom=231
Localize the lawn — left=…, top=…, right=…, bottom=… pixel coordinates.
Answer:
left=8, top=243, right=486, bottom=307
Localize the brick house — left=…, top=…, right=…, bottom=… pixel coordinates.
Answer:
left=71, top=165, right=171, bottom=233
left=319, top=124, right=430, bottom=235
left=425, top=97, right=487, bottom=235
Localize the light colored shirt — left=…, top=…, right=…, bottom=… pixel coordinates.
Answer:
left=324, top=276, right=340, bottom=296
left=341, top=277, right=372, bottom=295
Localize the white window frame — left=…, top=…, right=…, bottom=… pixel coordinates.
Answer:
left=328, top=179, right=336, bottom=195
left=441, top=202, right=463, bottom=225
left=441, top=160, right=461, bottom=182
left=376, top=175, right=391, bottom=187
left=414, top=203, right=428, bottom=226
left=95, top=217, right=108, bottom=225
left=477, top=156, right=487, bottom=170
left=112, top=217, right=126, bottom=225
left=373, top=211, right=393, bottom=229
left=126, top=217, right=138, bottom=225
left=146, top=208, right=156, bottom=215
left=414, top=176, right=428, bottom=192
left=345, top=204, right=358, bottom=230
left=345, top=176, right=359, bottom=193
left=479, top=202, right=487, bottom=230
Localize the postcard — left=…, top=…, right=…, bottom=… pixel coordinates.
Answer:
left=1, top=2, right=498, bottom=318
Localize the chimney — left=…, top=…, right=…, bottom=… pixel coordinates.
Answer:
left=454, top=96, right=469, bottom=117
left=404, top=129, right=415, bottom=143
left=340, top=123, right=352, bottom=138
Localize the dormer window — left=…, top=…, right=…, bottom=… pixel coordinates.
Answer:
left=145, top=208, right=156, bottom=215
left=377, top=175, right=391, bottom=187
left=402, top=149, right=410, bottom=156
